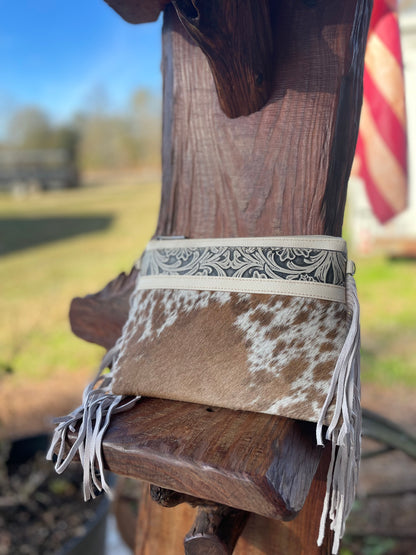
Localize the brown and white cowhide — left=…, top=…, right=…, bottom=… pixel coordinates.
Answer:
left=112, top=288, right=348, bottom=425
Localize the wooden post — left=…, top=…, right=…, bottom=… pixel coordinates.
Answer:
left=150, top=1, right=370, bottom=552
left=69, top=0, right=372, bottom=552
left=157, top=1, right=371, bottom=239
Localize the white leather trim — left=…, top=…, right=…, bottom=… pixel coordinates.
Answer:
left=146, top=235, right=347, bottom=253
left=137, top=275, right=346, bottom=303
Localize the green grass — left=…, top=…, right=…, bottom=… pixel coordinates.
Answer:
left=0, top=182, right=415, bottom=389
left=0, top=178, right=161, bottom=383
left=354, top=254, right=416, bottom=387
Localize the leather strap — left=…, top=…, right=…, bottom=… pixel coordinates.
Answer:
left=137, top=235, right=352, bottom=304
left=146, top=235, right=347, bottom=252
left=137, top=274, right=346, bottom=303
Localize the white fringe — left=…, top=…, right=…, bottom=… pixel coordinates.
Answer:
left=316, top=272, right=361, bottom=554
left=46, top=345, right=139, bottom=500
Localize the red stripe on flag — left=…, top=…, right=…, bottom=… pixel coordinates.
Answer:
left=373, top=13, right=402, bottom=65
left=369, top=0, right=396, bottom=33
left=363, top=68, right=407, bottom=171
left=356, top=137, right=397, bottom=223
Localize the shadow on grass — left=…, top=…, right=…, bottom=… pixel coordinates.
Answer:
left=0, top=215, right=113, bottom=255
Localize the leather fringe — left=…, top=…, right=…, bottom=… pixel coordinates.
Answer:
left=46, top=346, right=139, bottom=500
left=316, top=270, right=361, bottom=554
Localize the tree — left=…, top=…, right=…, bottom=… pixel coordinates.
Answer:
left=7, top=107, right=52, bottom=149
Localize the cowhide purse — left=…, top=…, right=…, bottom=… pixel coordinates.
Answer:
left=48, top=235, right=360, bottom=554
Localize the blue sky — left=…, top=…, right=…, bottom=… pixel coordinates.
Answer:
left=0, top=0, right=163, bottom=135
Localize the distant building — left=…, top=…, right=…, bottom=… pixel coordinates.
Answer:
left=0, top=148, right=79, bottom=192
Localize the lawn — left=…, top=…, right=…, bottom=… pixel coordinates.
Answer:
left=355, top=254, right=416, bottom=387
left=0, top=176, right=161, bottom=384
left=0, top=180, right=415, bottom=390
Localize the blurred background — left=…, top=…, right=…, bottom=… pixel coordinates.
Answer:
left=0, top=1, right=415, bottom=554
left=0, top=0, right=163, bottom=435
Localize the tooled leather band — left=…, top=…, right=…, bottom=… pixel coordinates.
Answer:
left=137, top=236, right=354, bottom=304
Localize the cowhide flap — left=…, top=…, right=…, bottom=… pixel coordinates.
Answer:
left=112, top=289, right=348, bottom=425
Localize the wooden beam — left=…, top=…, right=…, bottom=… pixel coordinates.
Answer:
left=91, top=397, right=323, bottom=520
left=104, top=0, right=169, bottom=24
left=69, top=268, right=137, bottom=350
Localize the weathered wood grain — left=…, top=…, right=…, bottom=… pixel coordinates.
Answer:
left=158, top=0, right=371, bottom=238
left=234, top=445, right=333, bottom=554
left=171, top=0, right=274, bottom=118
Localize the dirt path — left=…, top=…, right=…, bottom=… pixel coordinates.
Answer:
left=0, top=369, right=92, bottom=440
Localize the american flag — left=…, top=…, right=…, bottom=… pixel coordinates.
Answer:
left=354, top=0, right=408, bottom=223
